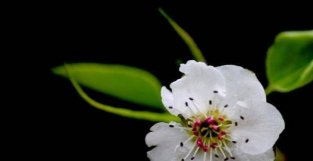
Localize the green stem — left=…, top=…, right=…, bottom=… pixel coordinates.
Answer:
left=65, top=64, right=179, bottom=122
left=159, top=8, right=206, bottom=62
left=265, top=85, right=274, bottom=95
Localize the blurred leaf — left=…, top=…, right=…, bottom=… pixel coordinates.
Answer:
left=53, top=63, right=163, bottom=109
left=275, top=147, right=286, bottom=161
left=159, top=8, right=206, bottom=62
left=266, top=30, right=313, bottom=94
left=66, top=68, right=178, bottom=122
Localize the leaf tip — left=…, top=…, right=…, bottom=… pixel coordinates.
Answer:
left=51, top=66, right=66, bottom=76
left=158, top=8, right=170, bottom=20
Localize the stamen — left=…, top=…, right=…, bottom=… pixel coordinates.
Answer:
left=240, top=116, right=244, bottom=120
left=169, top=123, right=191, bottom=130
left=214, top=148, right=218, bottom=157
left=183, top=141, right=196, bottom=160
left=191, top=147, right=199, bottom=160
left=223, top=137, right=232, bottom=142
left=203, top=150, right=207, bottom=161
left=175, top=136, right=195, bottom=152
left=173, top=126, right=192, bottom=130
left=218, top=144, right=227, bottom=159
left=189, top=98, right=207, bottom=117
left=211, top=91, right=223, bottom=108
left=245, top=138, right=249, bottom=143
left=185, top=101, right=196, bottom=114
left=209, top=131, right=213, bottom=141
left=222, top=140, right=233, bottom=156
left=183, top=136, right=195, bottom=144
left=209, top=149, right=213, bottom=161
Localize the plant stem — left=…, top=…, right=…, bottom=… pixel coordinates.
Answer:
left=159, top=8, right=206, bottom=62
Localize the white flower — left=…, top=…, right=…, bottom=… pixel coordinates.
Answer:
left=146, top=60, right=285, bottom=161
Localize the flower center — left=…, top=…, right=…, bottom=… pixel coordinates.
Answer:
left=188, top=109, right=232, bottom=153
left=171, top=96, right=243, bottom=160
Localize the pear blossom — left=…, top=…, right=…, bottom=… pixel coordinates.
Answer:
left=146, top=60, right=284, bottom=161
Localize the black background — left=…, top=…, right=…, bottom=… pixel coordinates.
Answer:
left=14, top=1, right=313, bottom=161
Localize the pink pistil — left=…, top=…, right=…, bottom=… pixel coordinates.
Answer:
left=205, top=116, right=215, bottom=124
left=218, top=131, right=226, bottom=140
left=210, top=142, right=218, bottom=149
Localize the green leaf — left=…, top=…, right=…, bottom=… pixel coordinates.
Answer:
left=66, top=68, right=178, bottom=122
left=52, top=63, right=164, bottom=109
left=266, top=30, right=313, bottom=93
left=159, top=8, right=206, bottom=62
left=275, top=147, right=286, bottom=161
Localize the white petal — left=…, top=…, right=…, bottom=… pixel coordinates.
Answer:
left=161, top=87, right=181, bottom=116
left=229, top=102, right=285, bottom=154
left=146, top=122, right=193, bottom=161
left=216, top=65, right=266, bottom=104
left=191, top=151, right=224, bottom=161
left=232, top=148, right=275, bottom=161
left=170, top=60, right=225, bottom=117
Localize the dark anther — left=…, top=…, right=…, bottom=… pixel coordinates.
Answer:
left=245, top=139, right=249, bottom=143
left=169, top=106, right=173, bottom=109
left=185, top=102, right=189, bottom=106
left=231, top=157, right=236, bottom=160
left=224, top=157, right=229, bottom=161
left=169, top=125, right=174, bottom=128
left=180, top=142, right=183, bottom=147
left=215, top=154, right=219, bottom=158
left=232, top=141, right=237, bottom=144
left=224, top=104, right=228, bottom=108
left=235, top=122, right=238, bottom=126
left=189, top=97, right=194, bottom=100
left=209, top=100, right=212, bottom=105
left=240, top=116, right=244, bottom=120
left=191, top=157, right=195, bottom=160
left=213, top=90, right=218, bottom=93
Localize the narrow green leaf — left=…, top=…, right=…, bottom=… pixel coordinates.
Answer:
left=266, top=30, right=313, bottom=93
left=53, top=63, right=163, bottom=109
left=159, top=8, right=206, bottom=62
left=64, top=64, right=178, bottom=122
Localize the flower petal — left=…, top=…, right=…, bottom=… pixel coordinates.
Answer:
left=170, top=60, right=226, bottom=117
left=229, top=101, right=285, bottom=154
left=232, top=147, right=275, bottom=161
left=216, top=65, right=266, bottom=104
left=190, top=152, right=224, bottom=161
left=161, top=87, right=181, bottom=116
left=146, top=122, right=193, bottom=161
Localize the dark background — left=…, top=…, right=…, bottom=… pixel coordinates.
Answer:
left=14, top=1, right=313, bottom=161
